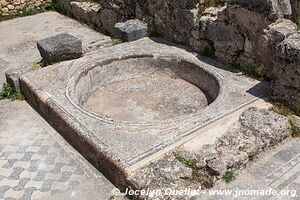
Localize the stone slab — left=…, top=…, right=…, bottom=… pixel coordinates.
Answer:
left=19, top=38, right=268, bottom=189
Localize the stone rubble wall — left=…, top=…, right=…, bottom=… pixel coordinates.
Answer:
left=0, top=0, right=51, bottom=16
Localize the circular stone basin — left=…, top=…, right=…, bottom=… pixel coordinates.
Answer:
left=68, top=56, right=220, bottom=124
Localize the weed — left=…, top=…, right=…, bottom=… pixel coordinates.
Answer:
left=222, top=170, right=235, bottom=183
left=175, top=155, right=198, bottom=171
left=195, top=10, right=202, bottom=25
left=200, top=47, right=215, bottom=58
left=270, top=103, right=296, bottom=117
left=0, top=84, right=25, bottom=101
left=203, top=0, right=227, bottom=7
left=230, top=62, right=263, bottom=78
left=149, top=30, right=161, bottom=37
left=112, top=39, right=123, bottom=45
left=116, top=0, right=124, bottom=6
left=32, top=62, right=41, bottom=70
left=11, top=91, right=26, bottom=101
left=270, top=103, right=300, bottom=137
left=0, top=83, right=14, bottom=99
left=291, top=123, right=300, bottom=137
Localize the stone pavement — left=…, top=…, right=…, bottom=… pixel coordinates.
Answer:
left=198, top=138, right=300, bottom=200
left=0, top=11, right=111, bottom=86
left=0, top=100, right=115, bottom=199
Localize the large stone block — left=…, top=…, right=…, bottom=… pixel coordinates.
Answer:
left=269, top=80, right=300, bottom=113
left=147, top=0, right=197, bottom=43
left=274, top=33, right=300, bottom=88
left=276, top=33, right=300, bottom=64
left=228, top=0, right=292, bottom=18
left=199, top=16, right=244, bottom=62
left=257, top=19, right=298, bottom=77
left=114, top=19, right=148, bottom=41
left=70, top=1, right=102, bottom=28
left=37, top=33, right=83, bottom=64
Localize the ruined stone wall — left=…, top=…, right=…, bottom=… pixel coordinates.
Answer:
left=0, top=0, right=51, bottom=16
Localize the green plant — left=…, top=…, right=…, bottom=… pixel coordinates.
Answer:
left=270, top=103, right=300, bottom=137
left=11, top=91, right=26, bottom=101
left=230, top=62, right=263, bottom=77
left=195, top=10, right=202, bottom=25
left=270, top=103, right=296, bottom=117
left=175, top=155, right=198, bottom=170
left=112, top=39, right=123, bottom=45
left=115, top=0, right=124, bottom=6
left=0, top=83, right=14, bottom=99
left=0, top=84, right=25, bottom=101
left=149, top=30, right=161, bottom=37
left=222, top=170, right=235, bottom=183
left=203, top=0, right=227, bottom=7
left=200, top=47, right=215, bottom=58
left=291, top=123, right=300, bottom=137
left=32, top=62, right=41, bottom=70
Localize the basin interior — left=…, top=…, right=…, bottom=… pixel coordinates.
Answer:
left=72, top=56, right=220, bottom=123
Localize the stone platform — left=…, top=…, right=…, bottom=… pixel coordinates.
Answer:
left=19, top=38, right=268, bottom=189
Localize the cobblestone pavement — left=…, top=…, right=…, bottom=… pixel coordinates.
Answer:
left=0, top=100, right=115, bottom=199
left=198, top=139, right=300, bottom=200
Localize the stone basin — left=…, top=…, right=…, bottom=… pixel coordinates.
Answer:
left=20, top=38, right=267, bottom=189
left=67, top=56, right=219, bottom=124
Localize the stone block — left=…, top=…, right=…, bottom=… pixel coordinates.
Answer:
left=199, top=16, right=244, bottom=62
left=269, top=80, right=300, bottom=113
left=256, top=19, right=297, bottom=78
left=5, top=64, right=34, bottom=91
left=114, top=19, right=148, bottom=41
left=276, top=32, right=300, bottom=64
left=37, top=33, right=83, bottom=64
left=228, top=0, right=292, bottom=18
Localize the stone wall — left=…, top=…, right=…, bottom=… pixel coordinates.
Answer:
left=0, top=0, right=51, bottom=16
